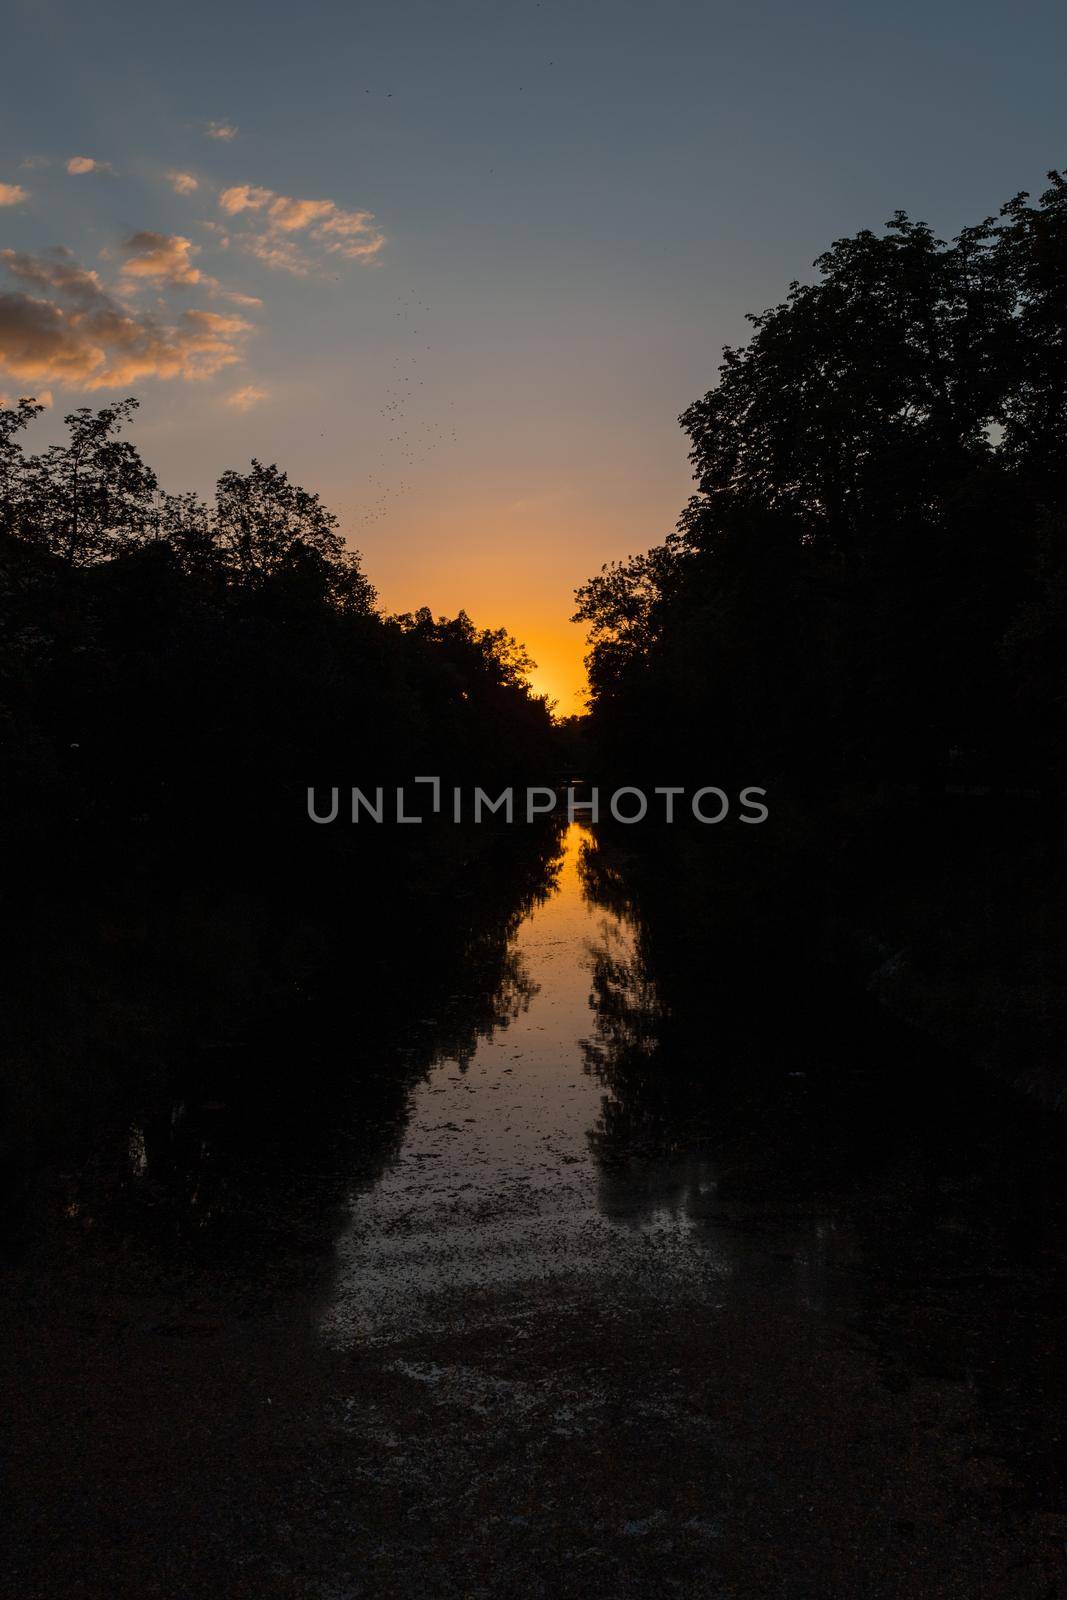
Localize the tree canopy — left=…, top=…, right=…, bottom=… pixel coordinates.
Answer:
left=0, top=399, right=555, bottom=862
left=576, top=172, right=1067, bottom=796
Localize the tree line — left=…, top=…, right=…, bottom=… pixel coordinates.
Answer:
left=575, top=172, right=1067, bottom=812
left=572, top=171, right=1067, bottom=1092
left=0, top=398, right=555, bottom=871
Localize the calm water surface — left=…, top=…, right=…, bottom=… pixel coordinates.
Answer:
left=6, top=821, right=1066, bottom=1599
left=323, top=822, right=726, bottom=1346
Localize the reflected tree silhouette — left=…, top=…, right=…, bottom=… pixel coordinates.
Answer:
left=1, top=819, right=567, bottom=1275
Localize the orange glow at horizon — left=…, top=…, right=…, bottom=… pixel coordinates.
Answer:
left=516, top=625, right=590, bottom=715
left=356, top=468, right=687, bottom=719
left=376, top=586, right=590, bottom=714
left=367, top=494, right=635, bottom=717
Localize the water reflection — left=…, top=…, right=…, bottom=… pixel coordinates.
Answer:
left=2, top=818, right=568, bottom=1263
left=7, top=818, right=1066, bottom=1597
left=323, top=815, right=1067, bottom=1422
left=321, top=824, right=735, bottom=1346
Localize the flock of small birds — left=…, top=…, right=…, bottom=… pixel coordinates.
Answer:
left=352, top=294, right=459, bottom=530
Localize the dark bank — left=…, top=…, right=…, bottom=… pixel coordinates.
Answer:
left=2, top=821, right=1066, bottom=1598
left=2, top=168, right=1067, bottom=1599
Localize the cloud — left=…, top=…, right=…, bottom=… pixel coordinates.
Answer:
left=119, top=233, right=262, bottom=305
left=0, top=183, right=28, bottom=206
left=315, top=209, right=385, bottom=257
left=2, top=247, right=107, bottom=306
left=0, top=388, right=52, bottom=409
left=217, top=183, right=385, bottom=273
left=66, top=156, right=114, bottom=176
left=0, top=247, right=253, bottom=390
left=205, top=121, right=238, bottom=141
left=120, top=231, right=208, bottom=288
left=242, top=232, right=313, bottom=276
left=167, top=170, right=199, bottom=195
left=264, top=196, right=335, bottom=232
left=217, top=185, right=273, bottom=216
left=225, top=383, right=269, bottom=411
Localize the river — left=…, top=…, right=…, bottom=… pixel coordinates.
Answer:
left=322, top=821, right=719, bottom=1349
left=3, top=821, right=1066, bottom=1598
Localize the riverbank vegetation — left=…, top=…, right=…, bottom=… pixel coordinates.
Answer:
left=0, top=396, right=565, bottom=1207
left=576, top=172, right=1067, bottom=1094
left=0, top=397, right=556, bottom=876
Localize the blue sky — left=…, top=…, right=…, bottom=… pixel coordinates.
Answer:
left=3, top=0, right=1066, bottom=704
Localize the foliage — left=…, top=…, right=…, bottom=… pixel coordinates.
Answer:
left=576, top=172, right=1067, bottom=798
left=0, top=400, right=555, bottom=862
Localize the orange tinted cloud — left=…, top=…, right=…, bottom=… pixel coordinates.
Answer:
left=2, top=248, right=107, bottom=304
left=218, top=185, right=273, bottom=216
left=225, top=383, right=269, bottom=411
left=0, top=183, right=28, bottom=206
left=218, top=183, right=384, bottom=272
left=242, top=232, right=312, bottom=275
left=66, top=156, right=113, bottom=175
left=264, top=196, right=334, bottom=231
left=204, top=121, right=238, bottom=141
left=315, top=209, right=385, bottom=257
left=0, top=388, right=52, bottom=408
left=0, top=247, right=253, bottom=389
left=120, top=231, right=207, bottom=287
left=167, top=171, right=199, bottom=195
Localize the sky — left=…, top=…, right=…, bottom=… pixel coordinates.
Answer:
left=2, top=0, right=1066, bottom=709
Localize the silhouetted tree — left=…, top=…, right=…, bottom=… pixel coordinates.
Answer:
left=0, top=398, right=44, bottom=540
left=0, top=398, right=555, bottom=860
left=18, top=399, right=159, bottom=563
left=214, top=457, right=373, bottom=598
left=577, top=171, right=1067, bottom=798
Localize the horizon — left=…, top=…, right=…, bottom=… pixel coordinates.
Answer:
left=3, top=0, right=1067, bottom=707
left=5, top=8, right=1067, bottom=1596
